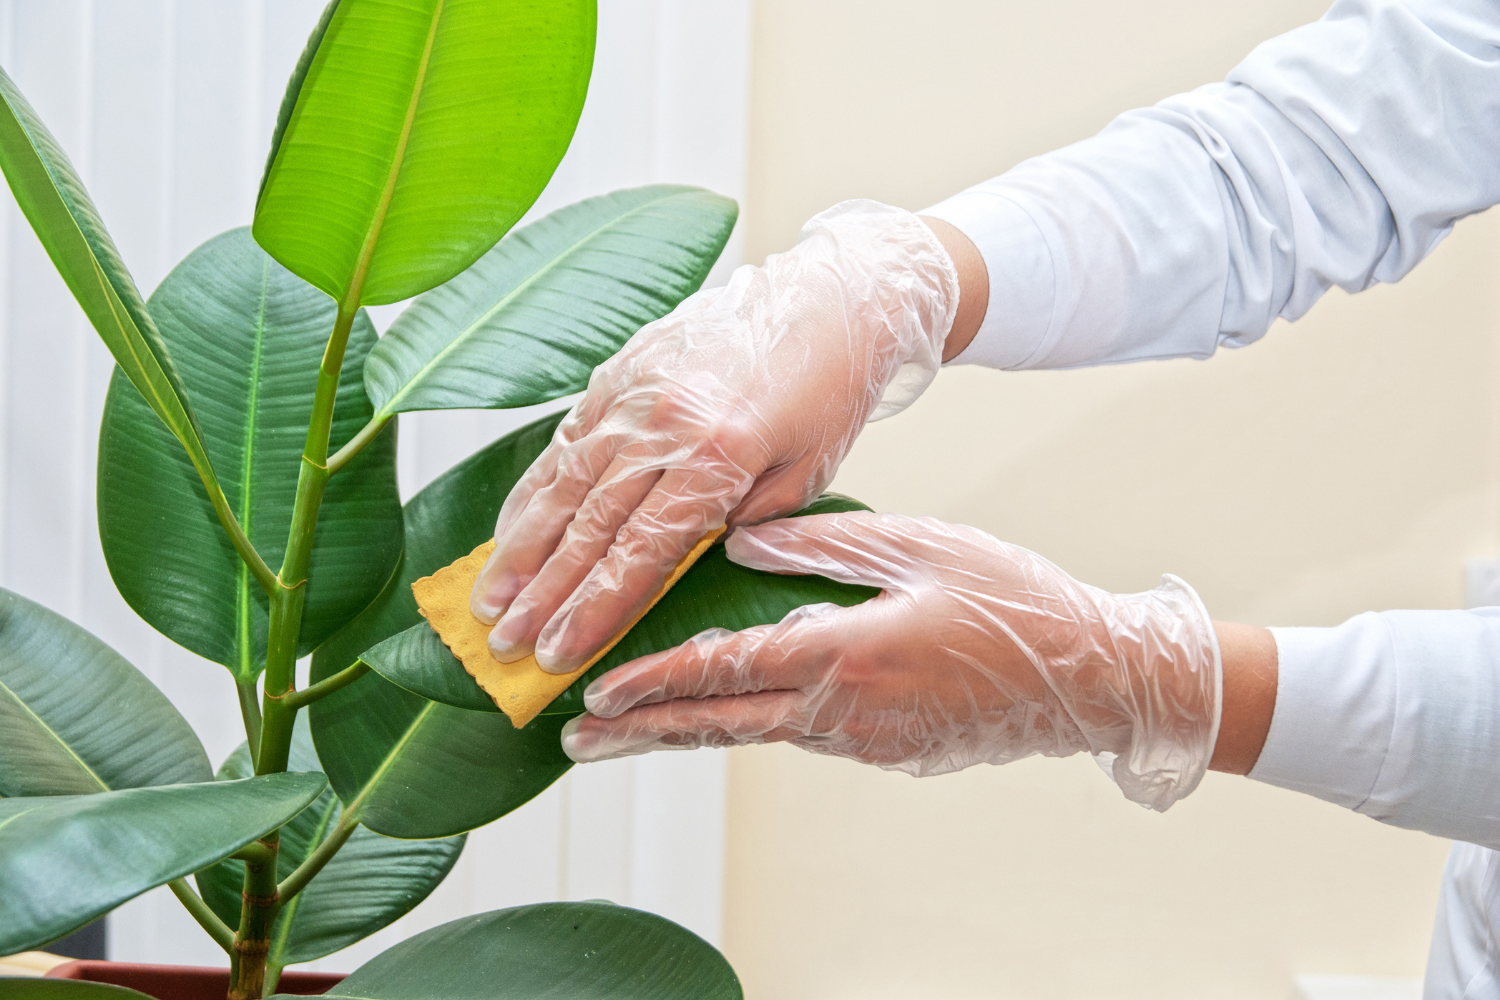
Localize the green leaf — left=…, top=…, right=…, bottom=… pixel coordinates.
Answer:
left=0, top=586, right=211, bottom=797
left=196, top=717, right=463, bottom=965
left=0, top=981, right=156, bottom=1000
left=363, top=185, right=737, bottom=417
left=0, top=67, right=235, bottom=527
left=258, top=0, right=341, bottom=204
left=98, top=227, right=403, bottom=680
left=253, top=0, right=597, bottom=307
left=274, top=902, right=740, bottom=1000
left=0, top=773, right=326, bottom=953
left=364, top=494, right=878, bottom=718
left=310, top=412, right=571, bottom=839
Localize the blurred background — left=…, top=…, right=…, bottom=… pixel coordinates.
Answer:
left=2, top=2, right=1493, bottom=999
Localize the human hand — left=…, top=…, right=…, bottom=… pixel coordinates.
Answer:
left=561, top=511, right=1222, bottom=811
left=469, top=202, right=961, bottom=674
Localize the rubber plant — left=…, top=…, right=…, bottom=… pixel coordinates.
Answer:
left=0, top=3, right=880, bottom=999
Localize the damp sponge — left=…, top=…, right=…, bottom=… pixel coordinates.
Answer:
left=412, top=528, right=726, bottom=728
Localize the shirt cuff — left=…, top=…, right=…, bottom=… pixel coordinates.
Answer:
left=1251, top=610, right=1500, bottom=848
left=1250, top=615, right=1398, bottom=811
left=920, top=189, right=1054, bottom=370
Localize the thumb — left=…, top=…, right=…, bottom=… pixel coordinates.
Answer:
left=725, top=511, right=916, bottom=591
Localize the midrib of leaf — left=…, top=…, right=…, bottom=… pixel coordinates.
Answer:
left=375, top=195, right=679, bottom=417
left=342, top=699, right=437, bottom=822
left=268, top=792, right=340, bottom=965
left=0, top=806, right=42, bottom=833
left=343, top=0, right=445, bottom=310
left=236, top=261, right=272, bottom=680
left=0, top=675, right=110, bottom=792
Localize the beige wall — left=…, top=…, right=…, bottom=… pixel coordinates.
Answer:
left=723, top=2, right=1500, bottom=998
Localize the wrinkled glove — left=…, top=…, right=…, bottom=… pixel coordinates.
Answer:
left=562, top=512, right=1223, bottom=811
left=470, top=201, right=960, bottom=673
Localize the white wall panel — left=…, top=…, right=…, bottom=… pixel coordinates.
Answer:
left=0, top=0, right=750, bottom=969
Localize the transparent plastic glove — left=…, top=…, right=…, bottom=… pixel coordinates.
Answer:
left=562, top=512, right=1223, bottom=811
left=470, top=201, right=960, bottom=673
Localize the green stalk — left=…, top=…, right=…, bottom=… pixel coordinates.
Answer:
left=278, top=813, right=357, bottom=902
left=236, top=679, right=262, bottom=764
left=228, top=836, right=280, bottom=1000
left=282, top=659, right=370, bottom=711
left=169, top=878, right=234, bottom=954
left=257, top=302, right=359, bottom=776
left=325, top=414, right=390, bottom=475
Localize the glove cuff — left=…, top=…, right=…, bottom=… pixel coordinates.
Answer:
left=796, top=199, right=962, bottom=422
left=1092, top=574, right=1223, bottom=811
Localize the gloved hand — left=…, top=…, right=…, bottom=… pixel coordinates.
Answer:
left=470, top=201, right=961, bottom=673
left=561, top=512, right=1223, bottom=811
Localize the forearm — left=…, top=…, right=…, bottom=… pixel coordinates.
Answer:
left=1237, top=609, right=1500, bottom=848
left=922, top=0, right=1500, bottom=371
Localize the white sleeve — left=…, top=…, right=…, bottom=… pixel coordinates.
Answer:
left=1250, top=609, right=1500, bottom=847
left=922, top=0, right=1500, bottom=371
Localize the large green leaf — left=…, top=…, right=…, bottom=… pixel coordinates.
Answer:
left=98, top=228, right=403, bottom=680
left=258, top=0, right=341, bottom=204
left=364, top=494, right=879, bottom=719
left=363, top=186, right=737, bottom=416
left=0, top=587, right=210, bottom=797
left=197, top=717, right=463, bottom=965
left=0, top=773, right=326, bottom=953
left=273, top=902, right=740, bottom=1000
left=0, top=982, right=155, bottom=1000
left=253, top=0, right=596, bottom=307
left=0, top=68, right=235, bottom=527
left=310, top=413, right=571, bottom=839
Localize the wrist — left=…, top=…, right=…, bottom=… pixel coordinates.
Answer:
left=918, top=216, right=988, bottom=362
left=1207, top=622, right=1278, bottom=775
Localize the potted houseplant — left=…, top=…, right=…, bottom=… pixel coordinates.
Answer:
left=0, top=2, right=877, bottom=999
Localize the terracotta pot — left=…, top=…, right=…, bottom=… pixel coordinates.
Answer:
left=44, top=960, right=344, bottom=1000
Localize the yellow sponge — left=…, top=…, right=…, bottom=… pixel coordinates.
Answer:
left=411, top=528, right=726, bottom=728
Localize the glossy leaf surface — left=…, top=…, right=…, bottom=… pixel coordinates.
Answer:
left=253, top=0, right=596, bottom=306
left=0, top=67, right=230, bottom=522
left=0, top=587, right=210, bottom=796
left=197, top=717, right=463, bottom=965
left=98, top=228, right=402, bottom=680
left=0, top=773, right=326, bottom=953
left=364, top=185, right=737, bottom=416
left=364, top=494, right=878, bottom=718
left=311, top=413, right=571, bottom=839
left=276, top=902, right=740, bottom=1000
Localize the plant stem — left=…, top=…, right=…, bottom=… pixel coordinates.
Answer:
left=236, top=679, right=263, bottom=764
left=257, top=302, right=359, bottom=776
left=169, top=878, right=234, bottom=954
left=205, top=486, right=280, bottom=595
left=233, top=841, right=277, bottom=866
left=326, top=414, right=391, bottom=475
left=228, top=836, right=280, bottom=1000
left=282, top=660, right=370, bottom=712
left=263, top=964, right=284, bottom=997
left=278, top=812, right=357, bottom=903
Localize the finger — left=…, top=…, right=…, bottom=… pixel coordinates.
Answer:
left=487, top=465, right=662, bottom=662
left=725, top=511, right=917, bottom=589
left=471, top=429, right=627, bottom=626
left=532, top=466, right=744, bottom=673
left=583, top=604, right=842, bottom=717
left=726, top=459, right=825, bottom=527
left=560, top=690, right=810, bottom=764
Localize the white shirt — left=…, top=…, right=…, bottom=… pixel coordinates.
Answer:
left=920, top=2, right=1500, bottom=996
